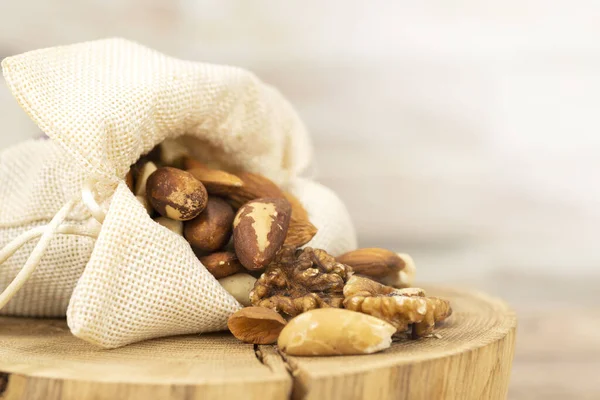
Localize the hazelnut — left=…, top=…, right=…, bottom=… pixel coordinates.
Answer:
left=146, top=167, right=208, bottom=221
left=199, top=251, right=243, bottom=279
left=278, top=308, right=395, bottom=356
left=218, top=273, right=257, bottom=307
left=184, top=197, right=235, bottom=253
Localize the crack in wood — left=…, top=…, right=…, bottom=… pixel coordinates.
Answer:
left=0, top=372, right=9, bottom=396
left=254, top=345, right=301, bottom=400
left=274, top=347, right=307, bottom=400
left=253, top=344, right=265, bottom=365
left=274, top=347, right=295, bottom=376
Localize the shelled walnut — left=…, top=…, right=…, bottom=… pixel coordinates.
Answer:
left=343, top=275, right=452, bottom=338
left=249, top=246, right=353, bottom=318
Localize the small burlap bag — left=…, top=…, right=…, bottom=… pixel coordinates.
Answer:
left=0, top=38, right=356, bottom=348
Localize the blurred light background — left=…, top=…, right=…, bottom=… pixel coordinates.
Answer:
left=0, top=2, right=598, bottom=397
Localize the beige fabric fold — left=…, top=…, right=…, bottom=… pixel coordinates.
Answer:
left=0, top=38, right=356, bottom=348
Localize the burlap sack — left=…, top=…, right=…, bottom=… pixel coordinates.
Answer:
left=0, top=38, right=356, bottom=348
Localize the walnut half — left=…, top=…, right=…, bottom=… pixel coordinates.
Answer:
left=250, top=246, right=353, bottom=318
left=343, top=275, right=452, bottom=338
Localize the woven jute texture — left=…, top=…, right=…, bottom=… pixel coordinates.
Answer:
left=0, top=139, right=95, bottom=318
left=0, top=38, right=356, bottom=348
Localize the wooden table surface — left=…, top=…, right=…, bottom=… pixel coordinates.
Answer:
left=0, top=286, right=516, bottom=400
left=0, top=271, right=594, bottom=399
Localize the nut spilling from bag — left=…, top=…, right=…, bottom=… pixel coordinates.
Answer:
left=249, top=246, right=352, bottom=318
left=278, top=308, right=396, bottom=356
left=127, top=144, right=452, bottom=356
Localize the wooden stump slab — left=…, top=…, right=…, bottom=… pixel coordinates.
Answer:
left=0, top=286, right=516, bottom=400
left=278, top=286, right=517, bottom=400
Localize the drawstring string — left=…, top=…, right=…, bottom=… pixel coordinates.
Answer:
left=0, top=177, right=106, bottom=310
left=0, top=223, right=101, bottom=269
left=82, top=178, right=107, bottom=223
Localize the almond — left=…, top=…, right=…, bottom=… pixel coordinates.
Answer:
left=183, top=156, right=209, bottom=171
left=187, top=167, right=244, bottom=196
left=184, top=197, right=235, bottom=252
left=146, top=167, right=208, bottom=221
left=284, top=191, right=308, bottom=220
left=199, top=251, right=243, bottom=279
left=228, top=306, right=287, bottom=344
left=226, top=172, right=285, bottom=209
left=285, top=219, right=318, bottom=248
left=233, top=198, right=291, bottom=271
left=283, top=191, right=317, bottom=247
left=336, top=248, right=415, bottom=288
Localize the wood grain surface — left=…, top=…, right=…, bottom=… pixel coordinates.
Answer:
left=0, top=286, right=515, bottom=400
left=280, top=286, right=516, bottom=400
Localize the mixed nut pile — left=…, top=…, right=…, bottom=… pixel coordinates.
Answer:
left=128, top=141, right=452, bottom=357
